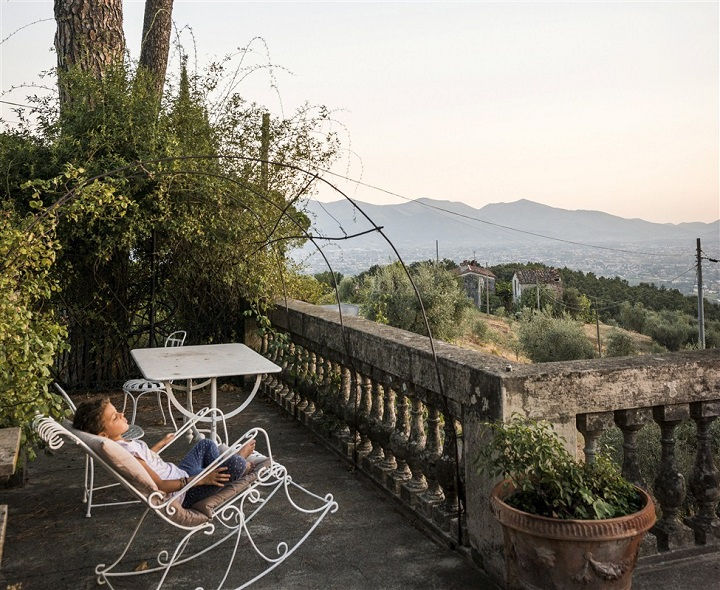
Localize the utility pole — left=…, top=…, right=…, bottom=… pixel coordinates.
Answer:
left=595, top=301, right=602, bottom=356
left=536, top=277, right=540, bottom=311
left=260, top=112, right=270, bottom=193
left=486, top=275, right=490, bottom=314
left=697, top=238, right=705, bottom=349
left=436, top=240, right=439, bottom=263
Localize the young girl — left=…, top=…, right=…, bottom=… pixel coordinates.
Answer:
left=73, top=397, right=256, bottom=508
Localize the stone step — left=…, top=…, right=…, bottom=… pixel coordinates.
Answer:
left=0, top=505, right=6, bottom=569
left=0, top=428, right=21, bottom=484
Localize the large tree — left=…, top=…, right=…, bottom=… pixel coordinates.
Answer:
left=139, top=0, right=175, bottom=98
left=54, top=0, right=125, bottom=105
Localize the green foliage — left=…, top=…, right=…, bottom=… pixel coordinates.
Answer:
left=605, top=329, right=637, bottom=357
left=518, top=285, right=555, bottom=311
left=476, top=415, right=643, bottom=520
left=518, top=310, right=595, bottom=362
left=471, top=316, right=488, bottom=341
left=558, top=266, right=720, bottom=325
left=619, top=302, right=647, bottom=333
left=285, top=273, right=331, bottom=304
left=0, top=165, right=130, bottom=447
left=493, top=280, right=513, bottom=312
left=706, top=320, right=720, bottom=348
left=2, top=57, right=339, bottom=388
left=313, top=271, right=344, bottom=291
left=359, top=261, right=470, bottom=341
left=643, top=310, right=695, bottom=351
left=600, top=420, right=720, bottom=517
left=561, top=287, right=594, bottom=322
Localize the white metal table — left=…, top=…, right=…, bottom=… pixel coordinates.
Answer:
left=130, top=343, right=281, bottom=441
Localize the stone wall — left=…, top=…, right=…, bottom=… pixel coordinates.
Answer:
left=265, top=299, right=720, bottom=583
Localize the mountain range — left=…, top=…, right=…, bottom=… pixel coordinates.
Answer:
left=297, top=198, right=719, bottom=294
left=305, top=198, right=719, bottom=249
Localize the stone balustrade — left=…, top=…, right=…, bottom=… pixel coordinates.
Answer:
left=254, top=299, right=720, bottom=584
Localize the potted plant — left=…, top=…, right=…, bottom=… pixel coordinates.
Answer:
left=476, top=415, right=656, bottom=590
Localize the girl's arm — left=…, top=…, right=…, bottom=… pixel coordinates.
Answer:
left=135, top=458, right=231, bottom=493
left=150, top=433, right=175, bottom=453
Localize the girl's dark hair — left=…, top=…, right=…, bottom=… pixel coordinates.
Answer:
left=72, top=397, right=111, bottom=435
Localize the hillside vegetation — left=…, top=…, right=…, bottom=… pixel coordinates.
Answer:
left=300, top=260, right=714, bottom=364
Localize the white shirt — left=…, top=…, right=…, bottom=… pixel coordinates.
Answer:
left=117, top=439, right=189, bottom=481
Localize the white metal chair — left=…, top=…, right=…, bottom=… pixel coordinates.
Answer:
left=34, top=410, right=338, bottom=589
left=122, top=330, right=187, bottom=428
left=54, top=383, right=145, bottom=517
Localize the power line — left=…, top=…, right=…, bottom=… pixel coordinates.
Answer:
left=0, top=99, right=35, bottom=109
left=317, top=168, right=691, bottom=258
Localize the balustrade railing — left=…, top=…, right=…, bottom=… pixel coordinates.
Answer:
left=250, top=299, right=720, bottom=584
left=260, top=330, right=464, bottom=540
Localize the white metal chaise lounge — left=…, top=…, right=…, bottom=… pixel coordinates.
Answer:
left=34, top=410, right=338, bottom=589
left=53, top=382, right=147, bottom=517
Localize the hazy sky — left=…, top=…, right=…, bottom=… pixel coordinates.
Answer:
left=1, top=1, right=718, bottom=224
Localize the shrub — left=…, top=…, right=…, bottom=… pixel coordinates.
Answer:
left=605, top=330, right=637, bottom=357
left=619, top=302, right=647, bottom=333
left=476, top=415, right=642, bottom=519
left=643, top=310, right=695, bottom=351
left=518, top=311, right=595, bottom=362
left=359, top=261, right=470, bottom=341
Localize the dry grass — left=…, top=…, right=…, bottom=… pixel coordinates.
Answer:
left=454, top=307, right=657, bottom=363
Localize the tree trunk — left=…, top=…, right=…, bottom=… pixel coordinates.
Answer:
left=54, top=0, right=125, bottom=105
left=139, top=0, right=174, bottom=99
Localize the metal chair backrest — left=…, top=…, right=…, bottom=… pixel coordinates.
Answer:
left=53, top=382, right=76, bottom=412
left=164, top=331, right=186, bottom=348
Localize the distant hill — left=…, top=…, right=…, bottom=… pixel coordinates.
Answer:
left=305, top=197, right=719, bottom=248
left=297, top=198, right=719, bottom=294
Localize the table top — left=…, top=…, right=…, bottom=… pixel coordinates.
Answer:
left=130, top=343, right=281, bottom=381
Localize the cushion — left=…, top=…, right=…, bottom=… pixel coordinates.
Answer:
left=191, top=458, right=272, bottom=518
left=67, top=424, right=158, bottom=496
left=165, top=497, right=209, bottom=528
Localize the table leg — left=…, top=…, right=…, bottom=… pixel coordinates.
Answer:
left=210, top=377, right=217, bottom=442
left=185, top=379, right=197, bottom=442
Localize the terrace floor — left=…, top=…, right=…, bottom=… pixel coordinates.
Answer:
left=1, top=386, right=718, bottom=589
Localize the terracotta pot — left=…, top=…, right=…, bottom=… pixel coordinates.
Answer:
left=490, top=480, right=656, bottom=590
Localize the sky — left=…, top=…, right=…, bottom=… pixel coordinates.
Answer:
left=1, top=1, right=718, bottom=224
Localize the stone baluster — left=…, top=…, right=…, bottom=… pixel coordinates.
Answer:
left=365, top=380, right=385, bottom=467
left=402, top=392, right=428, bottom=503
left=420, top=403, right=445, bottom=512
left=436, top=410, right=462, bottom=536
left=309, top=354, right=326, bottom=424
left=653, top=404, right=694, bottom=550
left=300, top=349, right=315, bottom=423
left=389, top=386, right=412, bottom=495
left=279, top=343, right=295, bottom=410
left=378, top=384, right=398, bottom=488
left=287, top=343, right=303, bottom=412
left=259, top=333, right=273, bottom=395
left=614, top=408, right=650, bottom=488
left=576, top=411, right=614, bottom=465
left=336, top=365, right=353, bottom=453
left=685, top=401, right=720, bottom=544
left=272, top=340, right=289, bottom=403
left=356, top=374, right=373, bottom=457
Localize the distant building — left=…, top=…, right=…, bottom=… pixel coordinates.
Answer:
left=512, top=268, right=563, bottom=304
left=456, top=260, right=496, bottom=309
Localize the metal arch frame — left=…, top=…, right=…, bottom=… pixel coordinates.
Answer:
left=33, top=413, right=338, bottom=590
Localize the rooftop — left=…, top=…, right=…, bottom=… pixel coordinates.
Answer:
left=0, top=388, right=491, bottom=590
left=1, top=379, right=718, bottom=589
